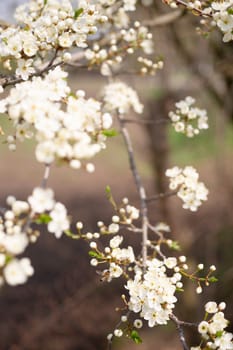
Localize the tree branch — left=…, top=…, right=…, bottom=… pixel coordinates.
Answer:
left=123, top=117, right=170, bottom=125
left=41, top=164, right=51, bottom=189
left=117, top=115, right=148, bottom=270
left=170, top=314, right=191, bottom=350
left=146, top=190, right=177, bottom=202
left=173, top=0, right=212, bottom=17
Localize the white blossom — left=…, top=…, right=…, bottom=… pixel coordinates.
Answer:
left=28, top=187, right=55, bottom=213
left=126, top=258, right=178, bottom=327
left=2, top=67, right=112, bottom=169
left=48, top=202, right=70, bottom=238
left=109, top=262, right=123, bottom=279
left=205, top=301, right=218, bottom=314
left=193, top=302, right=233, bottom=350
left=110, top=235, right=123, bottom=249
left=166, top=166, right=208, bottom=211
left=4, top=232, right=29, bottom=255
left=3, top=258, right=34, bottom=286
left=210, top=1, right=233, bottom=42
left=102, top=81, right=143, bottom=114
left=0, top=0, right=103, bottom=79
left=169, top=97, right=208, bottom=137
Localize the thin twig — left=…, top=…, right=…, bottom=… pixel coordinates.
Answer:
left=170, top=314, right=191, bottom=350
left=0, top=207, right=6, bottom=214
left=1, top=49, right=87, bottom=89
left=2, top=61, right=63, bottom=88
left=41, top=164, right=51, bottom=189
left=107, top=310, right=131, bottom=350
left=146, top=190, right=177, bottom=202
left=117, top=114, right=148, bottom=270
left=171, top=315, right=197, bottom=328
left=123, top=118, right=170, bottom=125
left=174, top=0, right=212, bottom=17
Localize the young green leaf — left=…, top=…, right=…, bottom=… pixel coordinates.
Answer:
left=209, top=276, right=218, bottom=283
left=35, top=213, right=52, bottom=224
left=74, top=8, right=84, bottom=19
left=131, top=330, right=142, bottom=344
left=102, top=129, right=118, bottom=137
left=88, top=250, right=102, bottom=259
left=5, top=255, right=13, bottom=264
left=105, top=185, right=111, bottom=195
left=105, top=186, right=117, bottom=210
left=170, top=240, right=181, bottom=251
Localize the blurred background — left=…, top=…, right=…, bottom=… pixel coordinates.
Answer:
left=0, top=1, right=233, bottom=349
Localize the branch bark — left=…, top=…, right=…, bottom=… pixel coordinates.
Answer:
left=117, top=115, right=148, bottom=270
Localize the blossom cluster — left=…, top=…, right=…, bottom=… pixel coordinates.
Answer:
left=0, top=0, right=106, bottom=79
left=95, top=0, right=137, bottom=28
left=102, top=81, right=143, bottom=114
left=0, top=67, right=113, bottom=169
left=137, top=56, right=164, bottom=76
left=191, top=301, right=233, bottom=350
left=168, top=96, right=208, bottom=138
left=85, top=21, right=155, bottom=76
left=28, top=187, right=70, bottom=238
left=96, top=198, right=140, bottom=235
left=166, top=166, right=208, bottom=211
left=0, top=186, right=69, bottom=287
left=164, top=0, right=233, bottom=43
left=90, top=235, right=135, bottom=281
left=126, top=257, right=179, bottom=327
left=209, top=1, right=233, bottom=43
left=0, top=199, right=33, bottom=286
left=98, top=0, right=137, bottom=12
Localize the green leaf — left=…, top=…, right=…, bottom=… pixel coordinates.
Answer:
left=44, top=0, right=47, bottom=4
left=209, top=276, right=218, bottom=283
left=5, top=255, right=12, bottom=264
left=105, top=186, right=117, bottom=210
left=176, top=287, right=184, bottom=292
left=131, top=330, right=142, bottom=344
left=35, top=213, right=52, bottom=224
left=105, top=185, right=111, bottom=196
left=88, top=250, right=102, bottom=259
left=102, top=129, right=118, bottom=137
left=69, top=92, right=77, bottom=98
left=169, top=240, right=181, bottom=251
left=227, top=8, right=233, bottom=15
left=216, top=330, right=223, bottom=338
left=74, top=8, right=84, bottom=19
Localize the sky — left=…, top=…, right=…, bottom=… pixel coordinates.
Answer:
left=0, top=0, right=25, bottom=21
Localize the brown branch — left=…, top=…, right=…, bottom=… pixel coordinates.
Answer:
left=123, top=117, right=170, bottom=125
left=0, top=207, right=6, bottom=214
left=174, top=0, right=212, bottom=17
left=170, top=23, right=225, bottom=108
left=170, top=314, right=191, bottom=350
left=1, top=61, right=63, bottom=88
left=41, top=164, right=51, bottom=188
left=117, top=114, right=148, bottom=270
left=146, top=190, right=177, bottom=202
